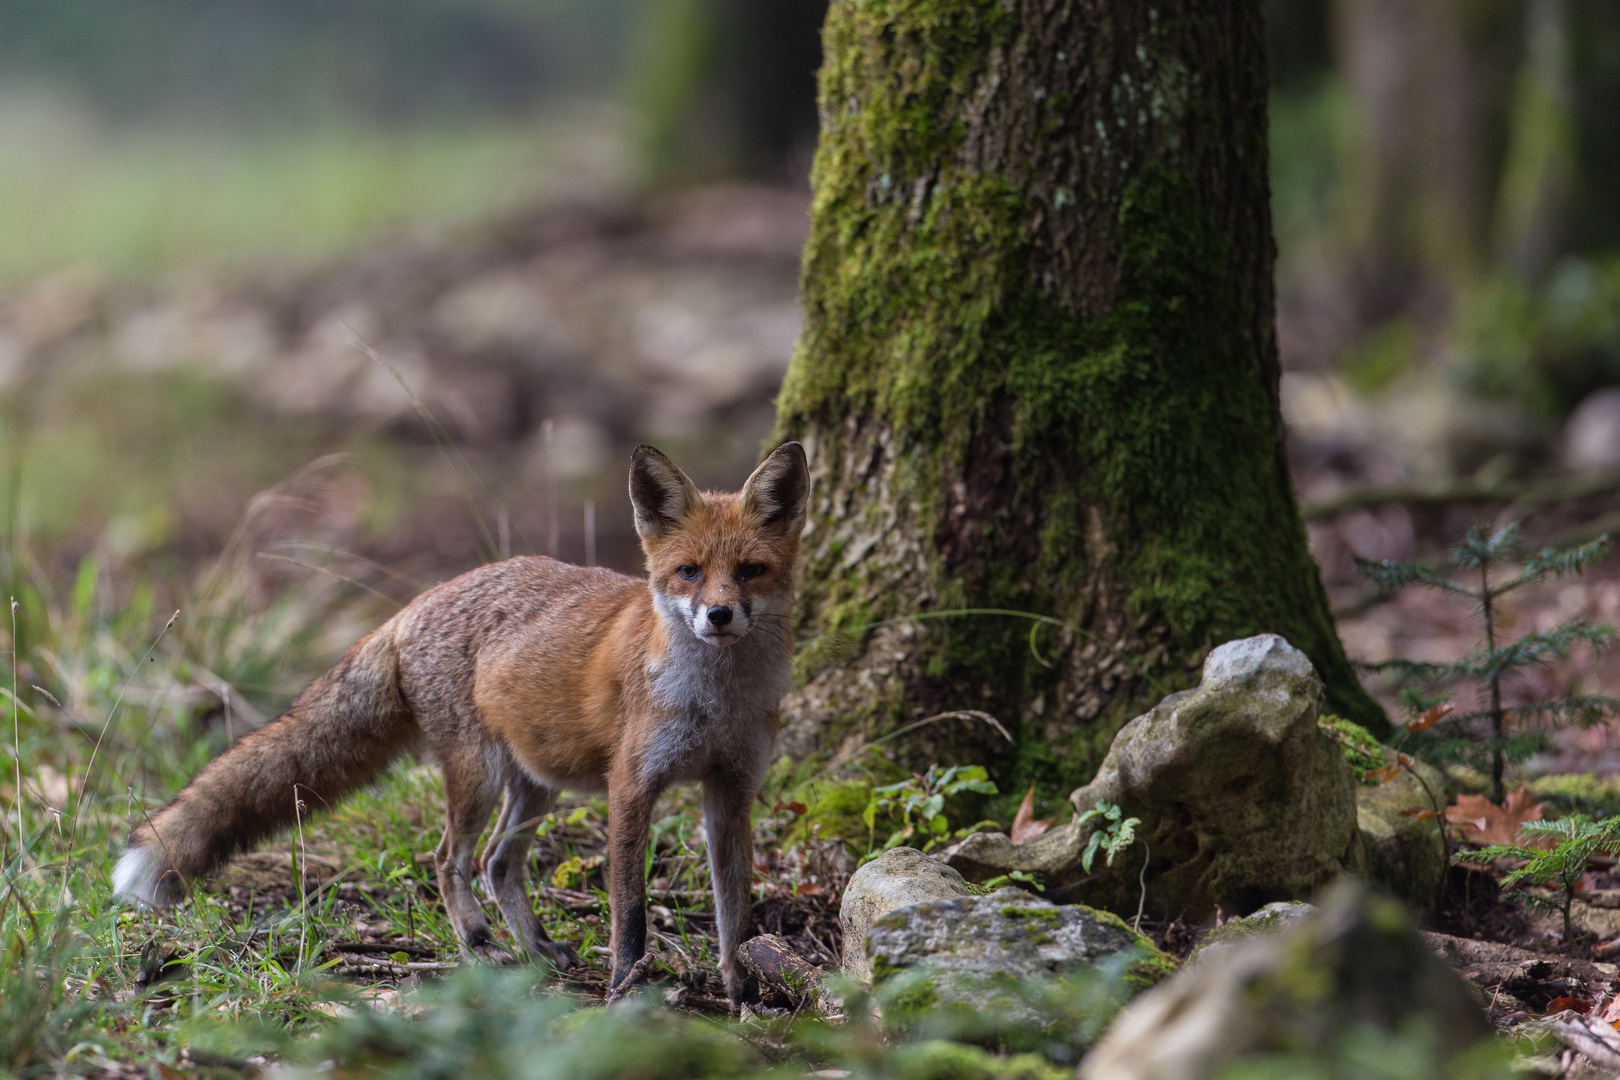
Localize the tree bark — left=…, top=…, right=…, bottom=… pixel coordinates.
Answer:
left=775, top=0, right=1386, bottom=788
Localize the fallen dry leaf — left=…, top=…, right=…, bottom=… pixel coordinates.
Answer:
left=1548, top=996, right=1593, bottom=1016
left=1445, top=787, right=1545, bottom=847
left=1406, top=702, right=1454, bottom=734
left=1601, top=994, right=1620, bottom=1025
left=1010, top=783, right=1054, bottom=845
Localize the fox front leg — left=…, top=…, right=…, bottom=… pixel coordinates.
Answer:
left=704, top=772, right=760, bottom=1005
left=606, top=778, right=655, bottom=994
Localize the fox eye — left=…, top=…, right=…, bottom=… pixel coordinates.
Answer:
left=737, top=563, right=767, bottom=582
left=676, top=565, right=701, bottom=580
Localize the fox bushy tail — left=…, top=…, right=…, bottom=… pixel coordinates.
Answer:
left=113, top=623, right=414, bottom=905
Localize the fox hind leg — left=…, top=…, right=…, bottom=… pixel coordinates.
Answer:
left=484, top=773, right=575, bottom=970
left=434, top=763, right=512, bottom=964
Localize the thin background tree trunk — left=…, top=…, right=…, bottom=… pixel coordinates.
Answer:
left=775, top=0, right=1386, bottom=786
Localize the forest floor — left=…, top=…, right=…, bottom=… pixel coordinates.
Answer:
left=8, top=183, right=1620, bottom=1074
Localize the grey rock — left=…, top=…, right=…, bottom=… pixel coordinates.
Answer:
left=946, top=635, right=1362, bottom=920
left=1565, top=387, right=1620, bottom=472
left=839, top=847, right=973, bottom=983
left=1187, top=901, right=1316, bottom=968
left=1355, top=756, right=1447, bottom=913
left=865, top=888, right=1175, bottom=1010
left=1079, top=880, right=1493, bottom=1080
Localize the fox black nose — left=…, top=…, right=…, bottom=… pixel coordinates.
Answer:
left=706, top=605, right=733, bottom=627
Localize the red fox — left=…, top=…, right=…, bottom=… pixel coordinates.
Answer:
left=114, top=442, right=810, bottom=1002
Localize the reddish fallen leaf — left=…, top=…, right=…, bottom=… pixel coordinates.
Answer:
left=1547, top=996, right=1593, bottom=1016
left=794, top=881, right=825, bottom=897
left=774, top=798, right=808, bottom=817
left=1406, top=703, right=1454, bottom=734
left=1010, top=783, right=1054, bottom=845
left=1398, top=808, right=1443, bottom=820
left=1369, top=763, right=1402, bottom=785
left=1445, top=788, right=1546, bottom=847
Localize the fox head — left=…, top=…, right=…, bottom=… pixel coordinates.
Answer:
left=629, top=442, right=809, bottom=648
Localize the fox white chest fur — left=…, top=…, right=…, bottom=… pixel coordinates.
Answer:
left=641, top=591, right=790, bottom=786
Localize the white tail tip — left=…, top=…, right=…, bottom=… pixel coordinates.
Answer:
left=111, top=844, right=167, bottom=906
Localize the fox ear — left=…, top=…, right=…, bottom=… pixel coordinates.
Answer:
left=629, top=445, right=701, bottom=539
left=740, top=442, right=810, bottom=535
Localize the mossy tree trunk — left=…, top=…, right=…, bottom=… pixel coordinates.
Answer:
left=774, top=0, right=1387, bottom=788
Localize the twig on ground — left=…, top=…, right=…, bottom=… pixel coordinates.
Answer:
left=603, top=951, right=661, bottom=1005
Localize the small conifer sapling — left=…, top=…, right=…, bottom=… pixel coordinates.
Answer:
left=1453, top=814, right=1620, bottom=953
left=1358, top=525, right=1620, bottom=804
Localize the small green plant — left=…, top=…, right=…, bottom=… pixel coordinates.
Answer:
left=1077, top=800, right=1149, bottom=931
left=1453, top=814, right=1620, bottom=953
left=862, top=764, right=998, bottom=858
left=983, top=869, right=1045, bottom=891
left=1358, top=523, right=1620, bottom=804
left=1077, top=800, right=1140, bottom=874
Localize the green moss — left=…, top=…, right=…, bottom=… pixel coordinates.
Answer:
left=886, top=1040, right=1068, bottom=1080
left=874, top=911, right=916, bottom=933
left=786, top=777, right=875, bottom=853
left=1122, top=951, right=1181, bottom=994
left=883, top=970, right=942, bottom=1012
left=1319, top=714, right=1390, bottom=783
left=1527, top=773, right=1620, bottom=818
left=1000, top=905, right=1060, bottom=925
left=1069, top=906, right=1179, bottom=990
left=776, top=0, right=1385, bottom=786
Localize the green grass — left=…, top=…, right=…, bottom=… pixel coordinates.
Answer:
left=0, top=527, right=1147, bottom=1077
left=0, top=97, right=626, bottom=285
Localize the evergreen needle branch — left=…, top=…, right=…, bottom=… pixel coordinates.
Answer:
left=1353, top=557, right=1474, bottom=598
left=1360, top=624, right=1617, bottom=684
left=1455, top=815, right=1620, bottom=953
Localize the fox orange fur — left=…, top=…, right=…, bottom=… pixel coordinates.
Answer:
left=114, top=442, right=810, bottom=1002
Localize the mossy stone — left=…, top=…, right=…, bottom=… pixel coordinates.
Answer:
left=863, top=888, right=1176, bottom=1017
left=1080, top=881, right=1495, bottom=1080
left=947, top=636, right=1363, bottom=920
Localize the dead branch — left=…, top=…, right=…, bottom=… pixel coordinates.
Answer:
left=738, top=934, right=839, bottom=1016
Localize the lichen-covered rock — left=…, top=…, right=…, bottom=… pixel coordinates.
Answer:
left=1187, top=901, right=1316, bottom=968
left=947, top=635, right=1363, bottom=920
left=840, top=847, right=974, bottom=982
left=1079, top=881, right=1494, bottom=1080
left=865, top=889, right=1176, bottom=1012
left=1355, top=757, right=1447, bottom=913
